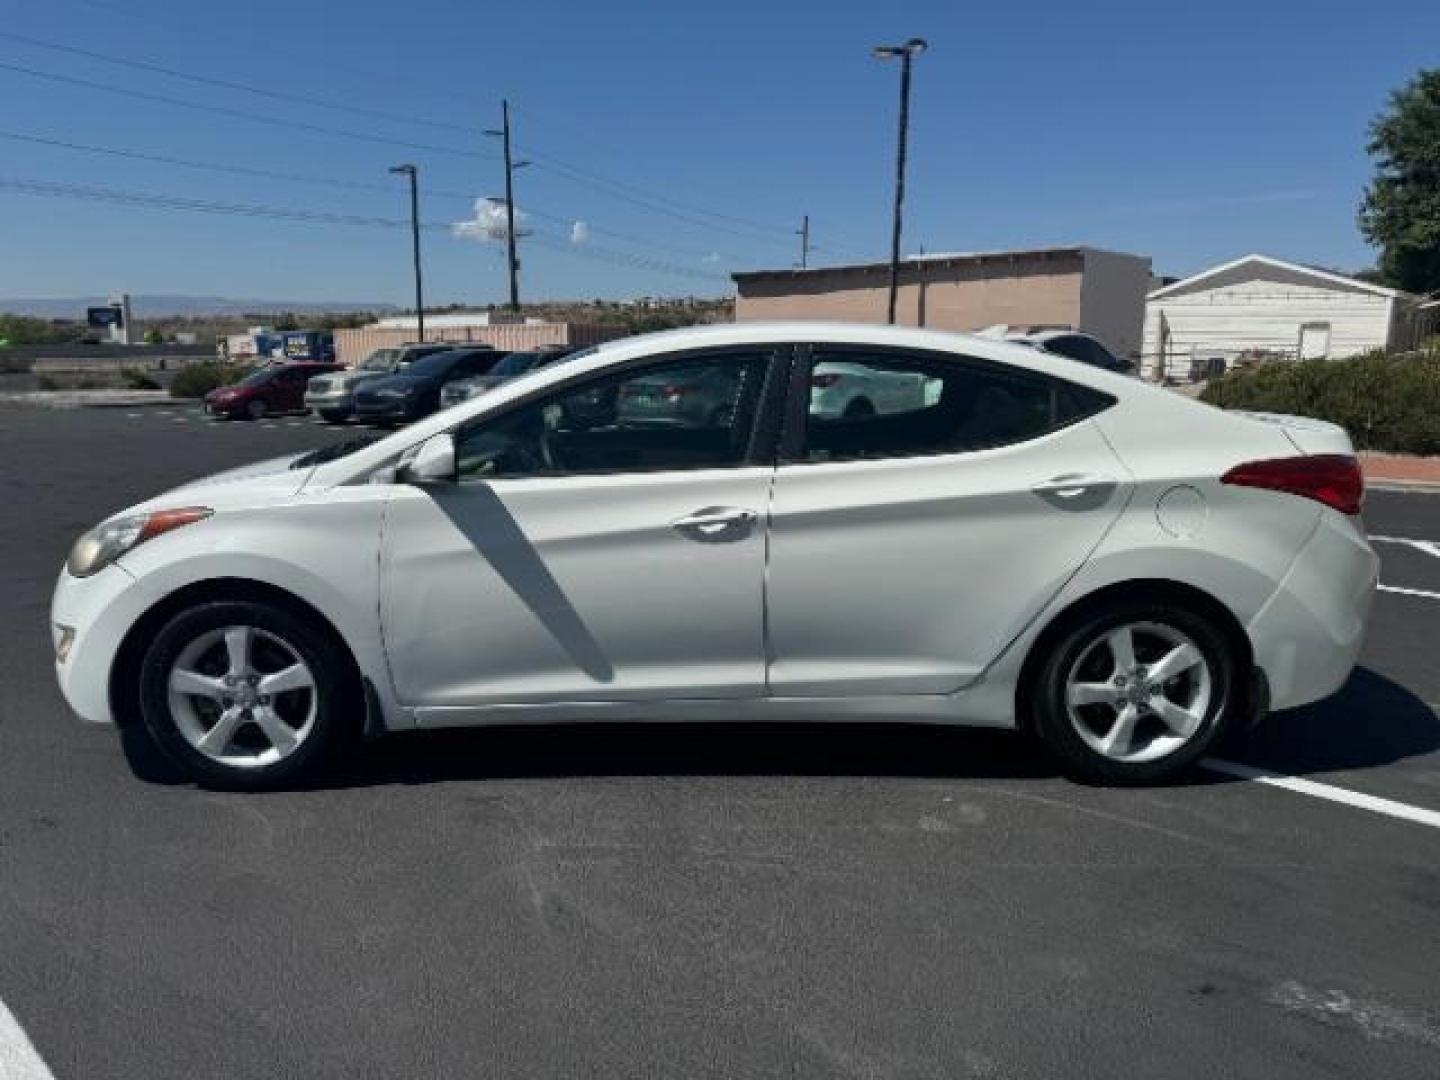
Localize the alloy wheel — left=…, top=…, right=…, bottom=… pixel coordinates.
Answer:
left=1063, top=620, right=1213, bottom=764
left=166, top=624, right=318, bottom=768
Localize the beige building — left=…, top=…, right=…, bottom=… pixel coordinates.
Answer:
left=733, top=246, right=1152, bottom=361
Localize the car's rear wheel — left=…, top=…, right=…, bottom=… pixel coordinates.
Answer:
left=843, top=398, right=875, bottom=419
left=319, top=409, right=349, bottom=424
left=136, top=600, right=358, bottom=789
left=1030, top=602, right=1240, bottom=784
left=246, top=398, right=267, bottom=420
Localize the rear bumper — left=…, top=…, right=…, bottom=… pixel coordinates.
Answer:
left=1247, top=512, right=1379, bottom=710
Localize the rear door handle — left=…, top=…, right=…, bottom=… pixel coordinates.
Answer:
left=671, top=506, right=758, bottom=538
left=1031, top=473, right=1117, bottom=499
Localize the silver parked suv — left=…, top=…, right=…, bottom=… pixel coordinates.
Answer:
left=305, top=343, right=455, bottom=424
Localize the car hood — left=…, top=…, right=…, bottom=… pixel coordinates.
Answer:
left=447, top=375, right=505, bottom=394
left=143, top=453, right=313, bottom=510
left=358, top=374, right=432, bottom=394
left=322, top=368, right=393, bottom=389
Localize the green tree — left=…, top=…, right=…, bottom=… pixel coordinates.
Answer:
left=0, top=315, right=84, bottom=345
left=1359, top=69, right=1440, bottom=294
left=143, top=328, right=165, bottom=345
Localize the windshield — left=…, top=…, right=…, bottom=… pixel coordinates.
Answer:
left=288, top=434, right=384, bottom=469
left=238, top=366, right=277, bottom=387
left=406, top=350, right=473, bottom=378
left=490, top=351, right=542, bottom=377
left=359, top=349, right=399, bottom=372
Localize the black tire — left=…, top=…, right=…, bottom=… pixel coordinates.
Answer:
left=1028, top=601, right=1241, bottom=785
left=136, top=599, right=359, bottom=790
left=843, top=398, right=875, bottom=419
left=319, top=410, right=349, bottom=425
left=246, top=398, right=267, bottom=421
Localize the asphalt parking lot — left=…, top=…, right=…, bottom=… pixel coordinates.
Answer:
left=1, top=402, right=1438, bottom=1079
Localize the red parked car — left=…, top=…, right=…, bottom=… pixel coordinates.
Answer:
left=203, top=362, right=342, bottom=420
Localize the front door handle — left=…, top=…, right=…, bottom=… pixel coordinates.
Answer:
left=671, top=506, right=758, bottom=539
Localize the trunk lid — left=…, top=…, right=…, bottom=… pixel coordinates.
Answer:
left=1232, top=410, right=1356, bottom=456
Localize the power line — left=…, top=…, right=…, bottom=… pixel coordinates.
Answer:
left=0, top=174, right=731, bottom=283
left=0, top=29, right=480, bottom=135
left=3, top=22, right=819, bottom=254
left=0, top=175, right=414, bottom=228
left=521, top=154, right=797, bottom=248
left=0, top=128, right=428, bottom=197
left=527, top=233, right=729, bottom=284
left=0, top=128, right=739, bottom=262
left=0, top=60, right=498, bottom=161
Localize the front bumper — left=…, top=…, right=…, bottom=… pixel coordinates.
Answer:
left=51, top=561, right=157, bottom=725
left=354, top=398, right=414, bottom=422
left=1247, top=511, right=1379, bottom=711
left=305, top=390, right=355, bottom=415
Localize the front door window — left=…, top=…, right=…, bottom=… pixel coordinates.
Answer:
left=455, top=351, right=770, bottom=479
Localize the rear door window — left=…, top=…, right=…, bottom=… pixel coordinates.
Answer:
left=794, top=349, right=1112, bottom=463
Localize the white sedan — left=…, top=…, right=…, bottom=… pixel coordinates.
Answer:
left=52, top=322, right=1378, bottom=789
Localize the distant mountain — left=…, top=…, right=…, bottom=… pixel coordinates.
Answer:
left=0, top=295, right=399, bottom=318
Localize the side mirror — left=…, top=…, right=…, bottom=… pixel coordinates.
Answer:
left=396, top=432, right=457, bottom=485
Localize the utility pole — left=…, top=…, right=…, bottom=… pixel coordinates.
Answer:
left=872, top=38, right=927, bottom=325
left=796, top=214, right=810, bottom=269
left=388, top=164, right=424, bottom=341
left=499, top=100, right=520, bottom=311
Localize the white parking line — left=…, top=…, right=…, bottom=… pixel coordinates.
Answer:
left=1204, top=759, right=1440, bottom=829
left=1378, top=583, right=1440, bottom=601
left=1371, top=535, right=1440, bottom=558
left=0, top=997, right=55, bottom=1080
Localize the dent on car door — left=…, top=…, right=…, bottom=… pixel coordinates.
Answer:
left=378, top=347, right=783, bottom=712
left=765, top=346, right=1129, bottom=697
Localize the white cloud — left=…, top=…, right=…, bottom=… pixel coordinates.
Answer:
left=451, top=197, right=531, bottom=242
left=570, top=220, right=590, bottom=245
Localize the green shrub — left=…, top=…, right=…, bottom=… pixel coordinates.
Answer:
left=1200, top=343, right=1440, bottom=455
left=121, top=367, right=161, bottom=390
left=170, top=362, right=252, bottom=399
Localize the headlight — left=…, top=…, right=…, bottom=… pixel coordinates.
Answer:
left=67, top=507, right=212, bottom=578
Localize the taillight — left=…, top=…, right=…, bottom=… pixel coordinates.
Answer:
left=812, top=373, right=842, bottom=389
left=660, top=385, right=688, bottom=401
left=1221, top=454, right=1363, bottom=515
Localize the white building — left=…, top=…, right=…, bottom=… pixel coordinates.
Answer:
left=1142, top=254, right=1436, bottom=381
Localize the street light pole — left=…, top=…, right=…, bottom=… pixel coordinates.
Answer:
left=872, top=38, right=927, bottom=325
left=388, top=164, right=424, bottom=342
left=796, top=214, right=810, bottom=269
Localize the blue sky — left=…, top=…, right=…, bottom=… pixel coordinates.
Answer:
left=0, top=0, right=1436, bottom=306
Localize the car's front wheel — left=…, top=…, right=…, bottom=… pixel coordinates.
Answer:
left=136, top=600, right=358, bottom=789
left=318, top=409, right=349, bottom=424
left=245, top=398, right=267, bottom=420
left=1029, top=601, right=1240, bottom=784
